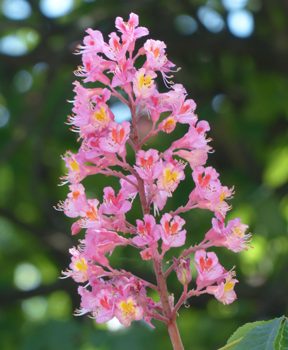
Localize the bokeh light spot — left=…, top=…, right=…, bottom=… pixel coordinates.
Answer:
left=174, top=15, right=198, bottom=35
left=0, top=105, right=10, bottom=127
left=14, top=70, right=33, bottom=93
left=40, top=0, right=74, bottom=18
left=0, top=28, right=40, bottom=56
left=0, top=35, right=27, bottom=56
left=264, top=147, right=288, bottom=188
left=22, top=297, right=48, bottom=320
left=212, top=94, right=226, bottom=112
left=227, top=10, right=254, bottom=38
left=106, top=317, right=125, bottom=331
left=14, top=262, right=42, bottom=291
left=222, top=0, right=248, bottom=11
left=2, top=0, right=31, bottom=21
left=110, top=101, right=131, bottom=123
left=197, top=6, right=225, bottom=33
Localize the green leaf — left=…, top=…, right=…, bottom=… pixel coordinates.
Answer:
left=227, top=320, right=266, bottom=344
left=219, top=317, right=285, bottom=350
left=275, top=318, right=288, bottom=350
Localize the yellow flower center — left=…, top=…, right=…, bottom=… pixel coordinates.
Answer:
left=224, top=280, right=234, bottom=292
left=69, top=159, right=80, bottom=172
left=163, top=168, right=179, bottom=187
left=93, top=107, right=109, bottom=124
left=119, top=299, right=136, bottom=316
left=138, top=73, right=153, bottom=89
left=74, top=258, right=88, bottom=272
left=162, top=117, right=176, bottom=133
left=219, top=192, right=227, bottom=202
left=232, top=227, right=244, bottom=237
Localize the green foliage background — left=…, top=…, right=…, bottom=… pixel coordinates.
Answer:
left=0, top=0, right=287, bottom=349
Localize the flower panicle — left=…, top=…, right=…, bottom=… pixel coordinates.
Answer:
left=60, top=12, right=251, bottom=329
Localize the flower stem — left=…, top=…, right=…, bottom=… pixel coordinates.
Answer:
left=167, top=317, right=185, bottom=350
left=129, top=95, right=184, bottom=350
left=153, top=257, right=185, bottom=350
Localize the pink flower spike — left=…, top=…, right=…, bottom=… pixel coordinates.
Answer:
left=160, top=213, right=186, bottom=248
left=60, top=12, right=252, bottom=341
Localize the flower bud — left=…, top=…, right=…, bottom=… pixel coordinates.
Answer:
left=175, top=258, right=192, bottom=285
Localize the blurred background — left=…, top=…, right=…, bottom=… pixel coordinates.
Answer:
left=0, top=0, right=287, bottom=349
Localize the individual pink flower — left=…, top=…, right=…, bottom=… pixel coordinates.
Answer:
left=103, top=32, right=128, bottom=62
left=174, top=147, right=209, bottom=169
left=93, top=288, right=115, bottom=323
left=133, top=68, right=156, bottom=99
left=62, top=247, right=89, bottom=283
left=132, top=214, right=160, bottom=247
left=60, top=183, right=87, bottom=218
left=80, top=28, right=105, bottom=54
left=225, top=218, right=250, bottom=252
left=160, top=213, right=186, bottom=248
left=135, top=149, right=160, bottom=181
left=207, top=272, right=238, bottom=305
left=76, top=286, right=98, bottom=316
left=171, top=121, right=210, bottom=151
left=115, top=296, right=144, bottom=327
left=194, top=249, right=226, bottom=289
left=149, top=186, right=169, bottom=214
left=62, top=151, right=88, bottom=184
left=115, top=12, right=149, bottom=49
left=79, top=52, right=113, bottom=84
left=101, top=186, right=132, bottom=215
left=206, top=217, right=250, bottom=252
left=99, top=121, right=130, bottom=156
left=159, top=116, right=177, bottom=134
left=80, top=199, right=101, bottom=228
left=111, top=58, right=136, bottom=88
left=120, top=175, right=138, bottom=200
left=143, top=39, right=175, bottom=74
left=84, top=229, right=128, bottom=266
left=90, top=104, right=114, bottom=131
left=157, top=161, right=185, bottom=194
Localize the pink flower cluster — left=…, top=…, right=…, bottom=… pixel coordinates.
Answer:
left=59, top=13, right=251, bottom=329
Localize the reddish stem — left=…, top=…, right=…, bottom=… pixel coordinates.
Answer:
left=129, top=92, right=185, bottom=350
left=153, top=256, right=185, bottom=350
